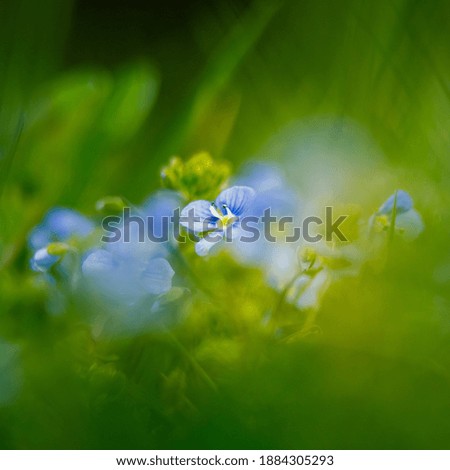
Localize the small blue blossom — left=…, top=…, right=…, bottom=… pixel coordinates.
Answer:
left=232, top=162, right=303, bottom=287
left=101, top=190, right=180, bottom=264
left=82, top=249, right=174, bottom=305
left=30, top=247, right=60, bottom=272
left=81, top=248, right=176, bottom=336
left=235, top=163, right=299, bottom=219
left=80, top=192, right=182, bottom=336
left=181, top=186, right=256, bottom=256
left=377, top=189, right=413, bottom=215
left=141, top=190, right=182, bottom=243
left=29, top=208, right=94, bottom=275
left=373, top=190, right=424, bottom=239
left=27, top=194, right=185, bottom=332
left=393, top=209, right=424, bottom=240
left=235, top=162, right=287, bottom=193
left=29, top=208, right=94, bottom=251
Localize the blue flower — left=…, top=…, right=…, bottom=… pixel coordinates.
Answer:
left=235, top=162, right=287, bottom=193
left=100, top=191, right=181, bottom=265
left=180, top=186, right=255, bottom=256
left=80, top=191, right=183, bottom=336
left=81, top=248, right=176, bottom=336
left=373, top=190, right=424, bottom=240
left=29, top=208, right=93, bottom=274
left=231, top=163, right=303, bottom=287
left=235, top=162, right=299, bottom=218
left=82, top=249, right=174, bottom=305
left=141, top=190, right=182, bottom=243
left=30, top=247, right=60, bottom=272
left=28, top=198, right=181, bottom=329
left=377, top=189, right=413, bottom=215
left=29, top=208, right=94, bottom=251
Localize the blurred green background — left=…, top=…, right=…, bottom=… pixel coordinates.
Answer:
left=0, top=0, right=449, bottom=449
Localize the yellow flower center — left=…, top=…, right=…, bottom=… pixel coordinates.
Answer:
left=210, top=203, right=237, bottom=229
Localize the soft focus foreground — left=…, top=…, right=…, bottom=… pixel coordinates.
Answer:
left=0, top=0, right=449, bottom=449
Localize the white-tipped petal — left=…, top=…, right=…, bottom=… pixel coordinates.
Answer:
left=30, top=248, right=59, bottom=272
left=180, top=200, right=218, bottom=233
left=195, top=232, right=224, bottom=256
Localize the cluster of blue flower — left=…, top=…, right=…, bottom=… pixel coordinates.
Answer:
left=29, top=191, right=184, bottom=336
left=29, top=158, right=424, bottom=337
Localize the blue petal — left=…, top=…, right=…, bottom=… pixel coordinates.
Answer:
left=246, top=187, right=298, bottom=219
left=395, top=209, right=424, bottom=239
left=28, top=227, right=52, bottom=252
left=234, top=162, right=285, bottom=192
left=48, top=208, right=94, bottom=238
left=215, top=186, right=255, bottom=217
left=195, top=231, right=224, bottom=256
left=378, top=190, right=413, bottom=215
left=142, top=190, right=181, bottom=216
left=30, top=248, right=60, bottom=272
left=140, top=257, right=175, bottom=295
left=105, top=215, right=165, bottom=262
left=82, top=249, right=144, bottom=305
left=141, top=190, right=181, bottom=240
left=29, top=208, right=94, bottom=250
left=180, top=200, right=218, bottom=233
left=82, top=249, right=117, bottom=275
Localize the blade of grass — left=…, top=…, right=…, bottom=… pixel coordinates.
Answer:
left=137, top=1, right=283, bottom=185
left=388, top=189, right=398, bottom=243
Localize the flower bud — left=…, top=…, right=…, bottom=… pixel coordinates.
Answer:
left=161, top=152, right=231, bottom=201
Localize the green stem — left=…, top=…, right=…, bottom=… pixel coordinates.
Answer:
left=167, top=331, right=218, bottom=393
left=388, top=190, right=398, bottom=244
left=271, top=268, right=304, bottom=322
left=169, top=245, right=216, bottom=300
